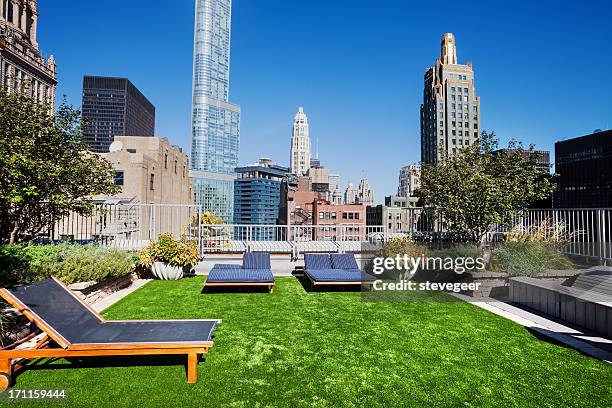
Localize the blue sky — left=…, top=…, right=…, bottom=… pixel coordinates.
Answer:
left=40, top=0, right=612, bottom=202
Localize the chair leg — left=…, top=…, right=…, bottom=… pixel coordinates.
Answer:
left=269, top=285, right=274, bottom=294
left=0, top=359, right=12, bottom=391
left=187, top=353, right=198, bottom=384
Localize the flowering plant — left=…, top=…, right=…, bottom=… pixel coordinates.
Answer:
left=139, top=233, right=200, bottom=268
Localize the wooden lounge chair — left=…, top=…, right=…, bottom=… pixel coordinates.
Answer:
left=204, top=252, right=275, bottom=293
left=0, top=277, right=221, bottom=390
left=304, top=253, right=376, bottom=287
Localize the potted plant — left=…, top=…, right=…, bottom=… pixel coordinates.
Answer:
left=139, top=233, right=201, bottom=280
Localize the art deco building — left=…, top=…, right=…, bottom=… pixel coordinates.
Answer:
left=190, top=0, right=241, bottom=221
left=81, top=76, right=155, bottom=153
left=290, top=107, right=311, bottom=176
left=421, top=33, right=480, bottom=165
left=344, top=182, right=358, bottom=205
left=0, top=0, right=56, bottom=108
left=397, top=164, right=421, bottom=197
left=357, top=178, right=375, bottom=207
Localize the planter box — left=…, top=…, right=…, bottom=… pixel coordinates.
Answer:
left=151, top=262, right=185, bottom=280
left=463, top=269, right=583, bottom=298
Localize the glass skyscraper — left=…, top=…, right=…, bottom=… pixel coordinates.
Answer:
left=190, top=0, right=241, bottom=221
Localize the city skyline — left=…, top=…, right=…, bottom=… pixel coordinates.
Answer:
left=40, top=0, right=612, bottom=200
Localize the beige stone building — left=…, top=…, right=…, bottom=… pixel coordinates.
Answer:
left=98, top=136, right=194, bottom=205
left=367, top=196, right=421, bottom=233
left=0, top=0, right=56, bottom=108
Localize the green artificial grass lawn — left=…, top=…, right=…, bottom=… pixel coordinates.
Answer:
left=7, top=277, right=612, bottom=408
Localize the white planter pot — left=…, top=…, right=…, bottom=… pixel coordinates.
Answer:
left=151, top=262, right=184, bottom=280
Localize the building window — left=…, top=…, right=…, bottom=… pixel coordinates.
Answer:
left=114, top=171, right=124, bottom=186
left=164, top=153, right=168, bottom=169
left=150, top=173, right=155, bottom=190
left=174, top=160, right=178, bottom=174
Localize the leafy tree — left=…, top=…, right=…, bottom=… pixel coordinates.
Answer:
left=416, top=131, right=555, bottom=244
left=0, top=90, right=119, bottom=244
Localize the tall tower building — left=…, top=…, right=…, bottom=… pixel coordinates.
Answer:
left=397, top=164, right=421, bottom=197
left=81, top=76, right=155, bottom=153
left=421, top=33, right=480, bottom=165
left=344, top=182, right=358, bottom=205
left=0, top=0, right=57, bottom=109
left=290, top=107, right=311, bottom=176
left=358, top=178, right=375, bottom=207
left=190, top=0, right=241, bottom=221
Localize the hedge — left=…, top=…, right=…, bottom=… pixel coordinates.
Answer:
left=0, top=244, right=139, bottom=286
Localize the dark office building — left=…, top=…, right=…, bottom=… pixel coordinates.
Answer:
left=234, top=159, right=289, bottom=239
left=494, top=149, right=551, bottom=174
left=81, top=76, right=155, bottom=153
left=554, top=130, right=612, bottom=208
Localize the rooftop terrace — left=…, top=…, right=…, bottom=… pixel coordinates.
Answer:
left=10, top=276, right=610, bottom=407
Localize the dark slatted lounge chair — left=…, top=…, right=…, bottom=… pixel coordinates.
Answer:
left=304, top=253, right=376, bottom=287
left=0, top=277, right=221, bottom=389
left=204, top=252, right=275, bottom=293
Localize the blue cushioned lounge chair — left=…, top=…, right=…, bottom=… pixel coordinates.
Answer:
left=304, top=253, right=376, bottom=287
left=204, top=252, right=275, bottom=293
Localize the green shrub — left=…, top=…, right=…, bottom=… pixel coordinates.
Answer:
left=139, top=233, right=200, bottom=268
left=491, top=241, right=574, bottom=277
left=0, top=244, right=138, bottom=286
left=427, top=244, right=483, bottom=261
left=379, top=236, right=427, bottom=260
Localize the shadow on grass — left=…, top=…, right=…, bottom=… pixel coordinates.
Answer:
left=525, top=326, right=612, bottom=360
left=14, top=354, right=205, bottom=384
left=201, top=286, right=272, bottom=295
left=295, top=275, right=367, bottom=293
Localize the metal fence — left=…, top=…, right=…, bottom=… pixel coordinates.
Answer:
left=42, top=204, right=201, bottom=248
left=36, top=204, right=612, bottom=263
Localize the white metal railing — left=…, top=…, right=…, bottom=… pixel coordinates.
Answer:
left=199, top=224, right=387, bottom=253
left=37, top=204, right=612, bottom=263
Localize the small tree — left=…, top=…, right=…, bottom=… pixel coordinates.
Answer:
left=0, top=90, right=119, bottom=244
left=416, top=131, right=555, bottom=244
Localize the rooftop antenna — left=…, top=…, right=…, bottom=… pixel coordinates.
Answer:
left=316, top=136, right=319, bottom=159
